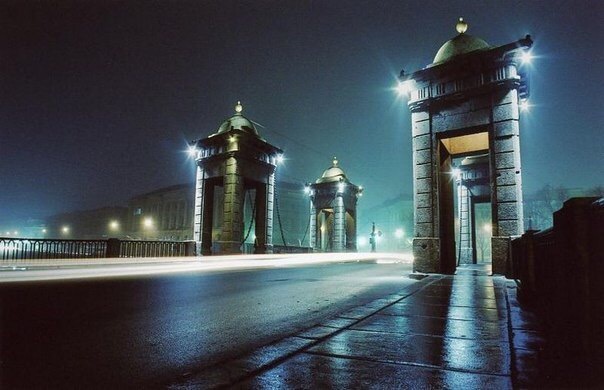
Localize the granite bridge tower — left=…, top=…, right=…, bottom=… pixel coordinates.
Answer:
left=308, top=158, right=362, bottom=252
left=191, top=102, right=283, bottom=255
left=399, top=19, right=532, bottom=274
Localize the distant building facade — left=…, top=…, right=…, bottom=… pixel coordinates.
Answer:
left=126, top=184, right=195, bottom=241
left=45, top=207, right=128, bottom=239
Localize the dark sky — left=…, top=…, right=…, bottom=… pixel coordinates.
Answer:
left=1, top=0, right=603, bottom=229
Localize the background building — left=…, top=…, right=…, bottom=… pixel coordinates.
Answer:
left=45, top=207, right=128, bottom=240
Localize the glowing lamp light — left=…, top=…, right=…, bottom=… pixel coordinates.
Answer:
left=62, top=226, right=70, bottom=234
left=42, top=228, right=47, bottom=234
left=395, top=228, right=405, bottom=238
left=451, top=168, right=461, bottom=179
left=520, top=50, right=532, bottom=64
left=143, top=217, right=154, bottom=228
left=483, top=224, right=492, bottom=233
left=187, top=145, right=197, bottom=158
left=13, top=231, right=18, bottom=235
left=304, top=186, right=311, bottom=194
left=396, top=80, right=413, bottom=96
left=109, top=220, right=120, bottom=230
left=358, top=236, right=368, bottom=246
left=519, top=100, right=530, bottom=112
left=275, top=154, right=284, bottom=165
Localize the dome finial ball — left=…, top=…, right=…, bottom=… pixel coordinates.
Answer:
left=456, top=17, right=468, bottom=34
left=235, top=101, right=243, bottom=113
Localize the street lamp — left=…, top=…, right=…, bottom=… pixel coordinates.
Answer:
left=395, top=228, right=404, bottom=238
left=109, top=220, right=120, bottom=231
left=520, top=50, right=532, bottom=65
left=143, top=217, right=153, bottom=229
left=62, top=226, right=70, bottom=235
left=187, top=145, right=197, bottom=158
left=396, top=80, right=413, bottom=97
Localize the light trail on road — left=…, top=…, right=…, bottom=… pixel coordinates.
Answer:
left=0, top=252, right=413, bottom=283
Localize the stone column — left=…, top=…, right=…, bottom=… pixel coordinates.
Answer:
left=491, top=89, right=524, bottom=274
left=193, top=166, right=205, bottom=254
left=333, top=194, right=345, bottom=252
left=411, top=111, right=440, bottom=273
left=218, top=157, right=245, bottom=254
left=458, top=183, right=473, bottom=264
left=265, top=171, right=275, bottom=253
left=309, top=198, right=317, bottom=249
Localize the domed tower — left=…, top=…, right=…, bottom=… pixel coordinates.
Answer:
left=308, top=158, right=363, bottom=252
left=190, top=102, right=283, bottom=255
left=399, top=19, right=532, bottom=274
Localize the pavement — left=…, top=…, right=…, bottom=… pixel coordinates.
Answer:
left=167, top=264, right=549, bottom=389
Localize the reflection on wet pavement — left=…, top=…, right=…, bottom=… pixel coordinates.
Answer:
left=250, top=264, right=515, bottom=388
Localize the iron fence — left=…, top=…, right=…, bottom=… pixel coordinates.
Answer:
left=0, top=237, right=194, bottom=261
left=0, top=237, right=107, bottom=261
left=119, top=240, right=190, bottom=258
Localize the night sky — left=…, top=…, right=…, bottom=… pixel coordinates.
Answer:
left=1, top=0, right=603, bottom=230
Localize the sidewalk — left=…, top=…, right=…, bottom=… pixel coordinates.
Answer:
left=169, top=264, right=546, bottom=389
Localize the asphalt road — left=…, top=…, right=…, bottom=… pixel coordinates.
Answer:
left=0, top=259, right=414, bottom=389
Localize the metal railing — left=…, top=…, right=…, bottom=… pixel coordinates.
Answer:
left=0, top=237, right=194, bottom=261
left=0, top=238, right=107, bottom=261
left=119, top=240, right=190, bottom=258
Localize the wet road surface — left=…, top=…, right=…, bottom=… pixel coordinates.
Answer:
left=0, top=260, right=414, bottom=388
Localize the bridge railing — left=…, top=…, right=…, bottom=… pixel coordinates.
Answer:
left=0, top=238, right=195, bottom=261
left=509, top=197, right=603, bottom=363
left=0, top=238, right=107, bottom=261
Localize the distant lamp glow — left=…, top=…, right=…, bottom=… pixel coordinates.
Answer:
left=304, top=185, right=311, bottom=194
left=109, top=220, right=120, bottom=231
left=396, top=80, right=412, bottom=96
left=143, top=217, right=153, bottom=229
left=519, top=100, right=530, bottom=112
left=358, top=236, right=368, bottom=246
left=228, top=135, right=236, bottom=143
left=62, top=226, right=70, bottom=234
left=483, top=224, right=492, bottom=233
left=187, top=145, right=197, bottom=158
left=275, top=154, right=284, bottom=165
left=235, top=101, right=243, bottom=113
left=13, top=231, right=18, bottom=236
left=451, top=168, right=461, bottom=179
left=395, top=228, right=405, bottom=238
left=42, top=228, right=47, bottom=234
left=520, top=50, right=532, bottom=64
left=5, top=231, right=10, bottom=235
